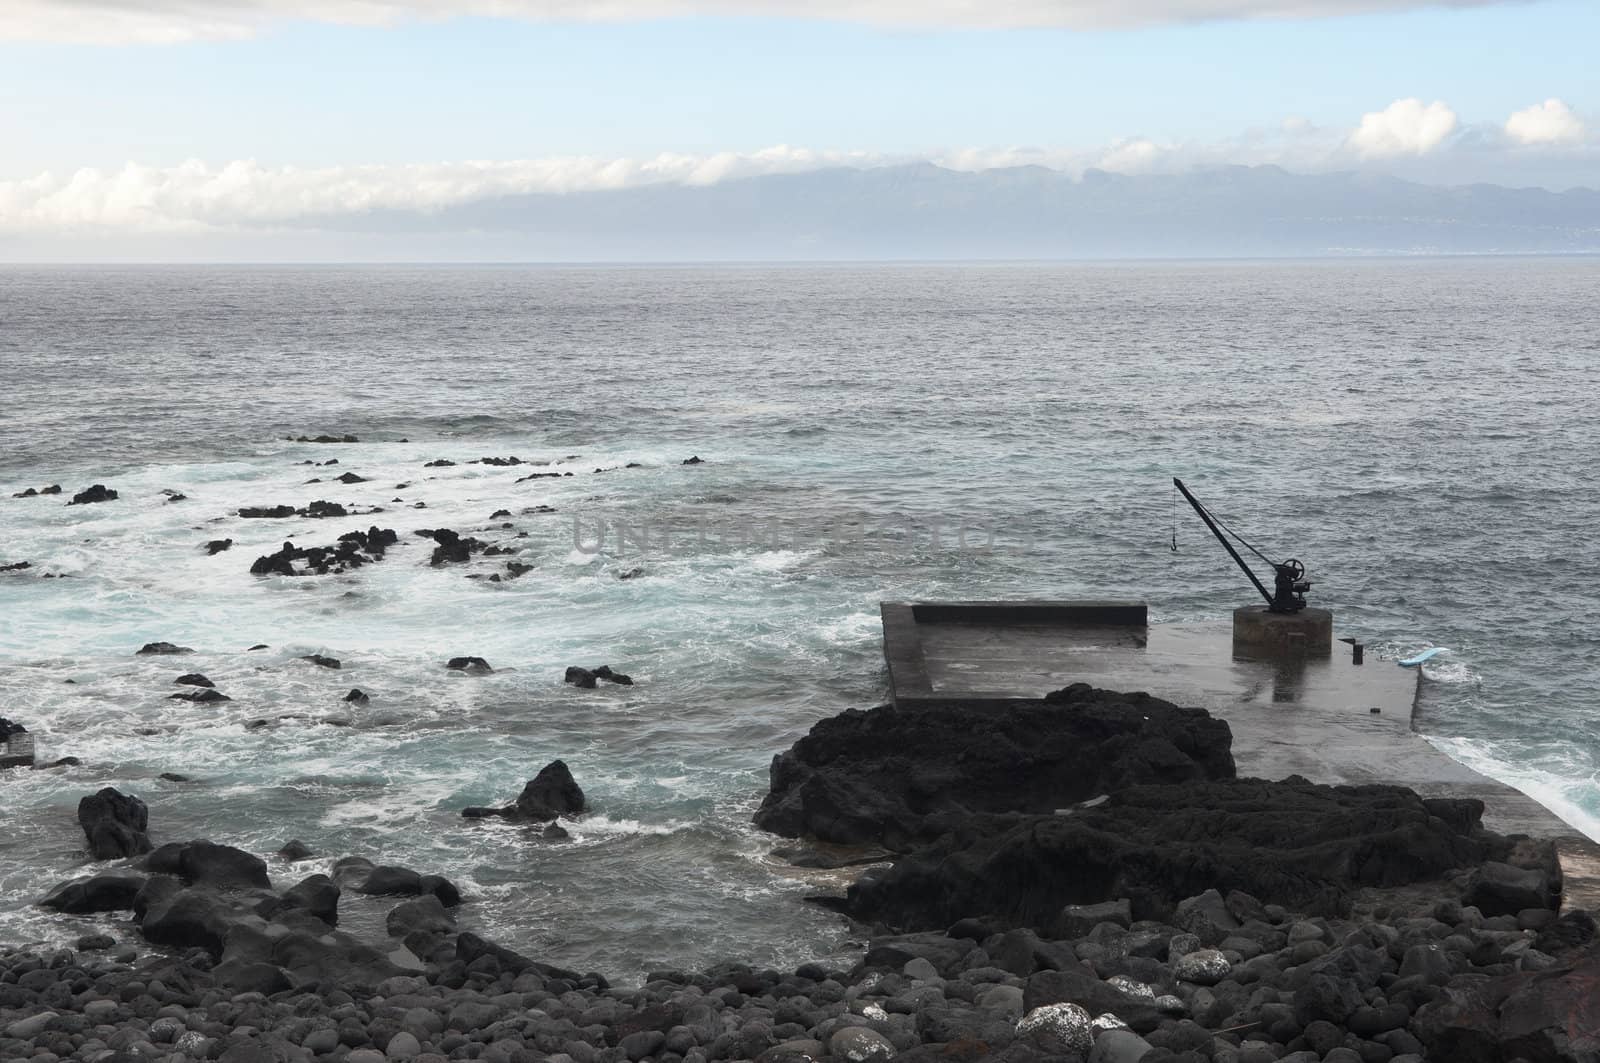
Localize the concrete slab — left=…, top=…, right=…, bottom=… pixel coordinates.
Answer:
left=882, top=601, right=1600, bottom=910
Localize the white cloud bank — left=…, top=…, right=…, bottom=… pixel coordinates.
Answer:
left=2, top=98, right=1594, bottom=236
left=1, top=0, right=1515, bottom=43
left=0, top=149, right=878, bottom=233
left=1506, top=98, right=1587, bottom=145
left=1347, top=98, right=1459, bottom=158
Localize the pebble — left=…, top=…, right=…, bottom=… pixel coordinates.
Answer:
left=830, top=1026, right=895, bottom=1061
left=1016, top=1002, right=1092, bottom=1054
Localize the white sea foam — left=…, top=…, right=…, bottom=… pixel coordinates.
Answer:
left=1428, top=734, right=1600, bottom=842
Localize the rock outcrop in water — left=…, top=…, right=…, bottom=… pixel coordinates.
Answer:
left=135, top=641, right=192, bottom=655
left=249, top=526, right=397, bottom=575
left=66, top=484, right=117, bottom=505
left=145, top=840, right=271, bottom=890
left=754, top=684, right=1236, bottom=851
left=1, top=720, right=34, bottom=770
left=462, top=760, right=588, bottom=822
left=77, top=788, right=152, bottom=860
left=417, top=527, right=487, bottom=565
left=332, top=857, right=462, bottom=906
left=564, top=665, right=635, bottom=688
left=238, top=500, right=373, bottom=519
left=10, top=484, right=61, bottom=497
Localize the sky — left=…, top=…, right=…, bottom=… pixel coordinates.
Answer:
left=1, top=0, right=1597, bottom=255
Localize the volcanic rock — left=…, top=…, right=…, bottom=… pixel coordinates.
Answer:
left=39, top=873, right=147, bottom=914
left=565, top=665, right=632, bottom=688
left=1414, top=946, right=1600, bottom=1061
left=67, top=483, right=118, bottom=505
left=274, top=873, right=340, bottom=926
left=461, top=760, right=586, bottom=822
left=842, top=776, right=1507, bottom=933
left=78, top=787, right=152, bottom=860
left=168, top=688, right=231, bottom=703
left=205, top=538, right=233, bottom=554
left=300, top=499, right=348, bottom=517
left=278, top=839, right=314, bottom=861
left=137, top=641, right=193, bottom=655
left=418, top=527, right=487, bottom=565
left=145, top=840, right=271, bottom=889
left=333, top=857, right=462, bottom=906
left=446, top=656, right=493, bottom=674
left=1462, top=859, right=1557, bottom=916
left=249, top=526, right=395, bottom=576
left=175, top=673, right=214, bottom=687
left=300, top=653, right=341, bottom=669
left=754, top=685, right=1235, bottom=850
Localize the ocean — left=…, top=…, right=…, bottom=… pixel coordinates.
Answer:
left=2, top=258, right=1597, bottom=980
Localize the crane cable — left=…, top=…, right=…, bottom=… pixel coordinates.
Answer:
left=1171, top=482, right=1279, bottom=568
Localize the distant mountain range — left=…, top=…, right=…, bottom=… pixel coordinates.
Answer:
left=339, top=163, right=1600, bottom=260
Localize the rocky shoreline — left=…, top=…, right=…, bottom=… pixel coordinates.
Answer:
left=5, top=686, right=1598, bottom=1062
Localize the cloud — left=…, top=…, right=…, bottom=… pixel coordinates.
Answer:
left=1347, top=98, right=1459, bottom=158
left=0, top=0, right=1518, bottom=43
left=1505, top=98, right=1586, bottom=146
left=4, top=96, right=1595, bottom=237
left=0, top=150, right=884, bottom=233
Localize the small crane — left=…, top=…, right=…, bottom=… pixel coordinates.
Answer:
left=1172, top=477, right=1311, bottom=614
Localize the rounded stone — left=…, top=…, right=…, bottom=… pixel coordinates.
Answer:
left=1107, top=974, right=1155, bottom=1000
left=5, top=1012, right=58, bottom=1039
left=1089, top=1028, right=1155, bottom=1063
left=829, top=1026, right=895, bottom=1061
left=387, top=1031, right=423, bottom=1060
left=976, top=984, right=1024, bottom=1018
left=1174, top=948, right=1232, bottom=986
left=1167, top=933, right=1203, bottom=958
left=302, top=1028, right=340, bottom=1054
left=1016, top=1002, right=1092, bottom=1054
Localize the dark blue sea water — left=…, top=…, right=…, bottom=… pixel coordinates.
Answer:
left=2, top=259, right=1597, bottom=978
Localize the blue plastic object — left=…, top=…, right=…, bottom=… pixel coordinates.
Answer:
left=1398, top=647, right=1449, bottom=668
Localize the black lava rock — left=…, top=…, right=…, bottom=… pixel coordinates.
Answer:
left=78, top=787, right=152, bottom=860
left=754, top=685, right=1235, bottom=850
left=67, top=484, right=118, bottom=505
left=136, top=641, right=193, bottom=655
